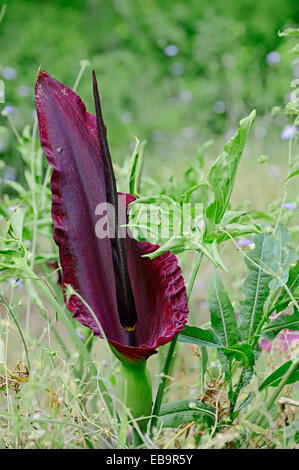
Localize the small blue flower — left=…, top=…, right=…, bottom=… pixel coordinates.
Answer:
left=164, top=45, right=179, bottom=57
left=67, top=330, right=84, bottom=339
left=1, top=106, right=14, bottom=117
left=281, top=125, right=298, bottom=140
left=266, top=51, right=281, bottom=66
left=235, top=239, right=255, bottom=251
left=8, top=278, right=23, bottom=289
left=282, top=202, right=296, bottom=210
left=236, top=239, right=252, bottom=246
left=1, top=67, right=17, bottom=80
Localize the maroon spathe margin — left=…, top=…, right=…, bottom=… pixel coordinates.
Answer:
left=35, top=70, right=189, bottom=361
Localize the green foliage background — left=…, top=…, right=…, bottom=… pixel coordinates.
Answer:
left=0, top=0, right=298, bottom=171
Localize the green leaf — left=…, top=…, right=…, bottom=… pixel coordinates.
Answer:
left=261, top=309, right=299, bottom=340
left=222, top=343, right=255, bottom=368
left=209, top=222, right=262, bottom=243
left=259, top=360, right=299, bottom=391
left=141, top=235, right=189, bottom=258
left=270, top=223, right=298, bottom=291
left=275, top=262, right=299, bottom=314
left=203, top=240, right=227, bottom=271
left=9, top=207, right=25, bottom=242
left=239, top=232, right=274, bottom=343
left=142, top=235, right=227, bottom=270
left=285, top=167, right=299, bottom=181
left=200, top=346, right=208, bottom=391
left=278, top=27, right=299, bottom=37
left=128, top=137, right=146, bottom=197
left=207, top=270, right=238, bottom=347
left=285, top=153, right=299, bottom=182
left=178, top=324, right=223, bottom=348
left=206, top=110, right=256, bottom=225
left=159, top=399, right=216, bottom=428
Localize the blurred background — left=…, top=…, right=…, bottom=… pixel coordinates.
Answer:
left=0, top=0, right=298, bottom=322
left=0, top=0, right=298, bottom=180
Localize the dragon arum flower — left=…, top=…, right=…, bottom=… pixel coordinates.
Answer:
left=35, top=70, right=189, bottom=365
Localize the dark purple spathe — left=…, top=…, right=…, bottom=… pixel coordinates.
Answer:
left=35, top=71, right=189, bottom=361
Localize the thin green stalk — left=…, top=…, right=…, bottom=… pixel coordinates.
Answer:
left=7, top=115, right=22, bottom=144
left=150, top=333, right=178, bottom=432
left=0, top=294, right=30, bottom=368
left=150, top=251, right=203, bottom=433
left=229, top=368, right=245, bottom=419
left=256, top=358, right=299, bottom=428
left=26, top=117, right=38, bottom=336
left=73, top=60, right=90, bottom=92
left=22, top=264, right=117, bottom=421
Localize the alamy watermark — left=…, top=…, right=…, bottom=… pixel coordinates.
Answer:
left=95, top=194, right=204, bottom=241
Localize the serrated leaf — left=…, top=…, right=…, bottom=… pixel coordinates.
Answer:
left=178, top=324, right=223, bottom=348
left=275, top=262, right=299, bottom=314
left=261, top=309, right=299, bottom=340
left=207, top=270, right=238, bottom=347
left=270, top=223, right=298, bottom=291
left=212, top=222, right=262, bottom=243
left=239, top=232, right=274, bottom=343
left=159, top=399, right=216, bottom=428
left=206, top=110, right=256, bottom=225
left=259, top=360, right=299, bottom=391
left=142, top=235, right=227, bottom=270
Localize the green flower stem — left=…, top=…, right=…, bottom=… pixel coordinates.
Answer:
left=150, top=333, right=178, bottom=433
left=150, top=251, right=203, bottom=433
left=110, top=345, right=152, bottom=446
left=119, top=360, right=152, bottom=432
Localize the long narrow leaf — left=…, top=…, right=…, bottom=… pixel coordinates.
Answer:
left=207, top=270, right=238, bottom=347
left=239, top=232, right=274, bottom=343
left=159, top=399, right=215, bottom=428
left=259, top=360, right=299, bottom=391
left=261, top=309, right=299, bottom=340
left=206, top=110, right=256, bottom=225
left=178, top=324, right=223, bottom=348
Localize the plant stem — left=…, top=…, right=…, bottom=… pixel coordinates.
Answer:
left=22, top=264, right=117, bottom=421
left=257, top=358, right=299, bottom=428
left=0, top=294, right=30, bottom=368
left=229, top=368, right=246, bottom=419
left=118, top=359, right=152, bottom=447
left=132, top=428, right=143, bottom=447
left=150, top=333, right=178, bottom=432
left=150, top=251, right=203, bottom=433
